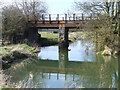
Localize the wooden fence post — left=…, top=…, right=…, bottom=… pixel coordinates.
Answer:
left=90, top=13, right=92, bottom=20
left=49, top=14, right=51, bottom=24
left=82, top=13, right=84, bottom=21
left=65, top=14, right=67, bottom=24
left=73, top=14, right=75, bottom=21
left=42, top=14, right=45, bottom=24
left=57, top=14, right=59, bottom=24
left=37, top=13, right=39, bottom=20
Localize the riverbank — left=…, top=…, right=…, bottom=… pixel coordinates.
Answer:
left=0, top=44, right=40, bottom=88
left=38, top=32, right=58, bottom=46
left=1, top=44, right=40, bottom=69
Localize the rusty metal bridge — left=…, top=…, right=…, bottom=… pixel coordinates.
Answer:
left=28, top=13, right=97, bottom=29
left=28, top=14, right=98, bottom=47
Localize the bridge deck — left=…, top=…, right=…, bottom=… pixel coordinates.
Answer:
left=28, top=20, right=86, bottom=29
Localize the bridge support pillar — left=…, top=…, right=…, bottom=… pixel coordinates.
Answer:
left=59, top=27, right=69, bottom=48
left=27, top=27, right=41, bottom=43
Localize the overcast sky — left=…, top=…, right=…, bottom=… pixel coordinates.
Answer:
left=46, top=0, right=75, bottom=14
left=1, top=0, right=120, bottom=14
left=0, top=0, right=76, bottom=14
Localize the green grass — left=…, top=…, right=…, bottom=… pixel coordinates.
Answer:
left=1, top=44, right=38, bottom=70
left=0, top=48, right=6, bottom=52
left=2, top=86, right=12, bottom=88
left=20, top=44, right=36, bottom=52
left=0, top=43, right=16, bottom=47
left=39, top=32, right=58, bottom=39
left=0, top=44, right=37, bottom=58
left=0, top=48, right=12, bottom=53
left=0, top=85, right=12, bottom=90
left=39, top=31, right=76, bottom=40
left=39, top=31, right=80, bottom=39
left=97, top=50, right=104, bottom=55
left=39, top=32, right=59, bottom=46
left=0, top=44, right=3, bottom=47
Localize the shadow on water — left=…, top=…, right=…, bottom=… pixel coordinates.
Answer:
left=4, top=40, right=119, bottom=88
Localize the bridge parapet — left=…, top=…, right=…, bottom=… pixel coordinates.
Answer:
left=28, top=13, right=99, bottom=29
left=30, top=13, right=98, bottom=21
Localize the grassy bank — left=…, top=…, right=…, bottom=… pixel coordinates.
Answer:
left=39, top=32, right=58, bottom=46
left=0, top=44, right=40, bottom=88
left=1, top=44, right=39, bottom=69
left=0, top=44, right=39, bottom=70
left=40, top=32, right=58, bottom=39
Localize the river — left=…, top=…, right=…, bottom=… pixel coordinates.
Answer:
left=4, top=40, right=119, bottom=88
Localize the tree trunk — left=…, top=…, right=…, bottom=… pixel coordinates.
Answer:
left=111, top=2, right=115, bottom=17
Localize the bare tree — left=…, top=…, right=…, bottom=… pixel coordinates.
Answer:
left=15, top=0, right=47, bottom=21
left=2, top=5, right=27, bottom=43
left=14, top=0, right=48, bottom=41
left=74, top=1, right=119, bottom=53
left=74, top=1, right=118, bottom=17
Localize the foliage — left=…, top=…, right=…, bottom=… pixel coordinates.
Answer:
left=2, top=1, right=48, bottom=44
left=1, top=85, right=12, bottom=89
left=74, top=1, right=119, bottom=52
left=16, top=0, right=47, bottom=21
left=97, top=50, right=104, bottom=55
left=2, top=5, right=27, bottom=44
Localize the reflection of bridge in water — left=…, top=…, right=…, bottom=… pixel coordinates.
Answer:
left=37, top=46, right=118, bottom=81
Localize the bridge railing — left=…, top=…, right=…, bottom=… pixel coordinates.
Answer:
left=35, top=13, right=98, bottom=21
left=29, top=13, right=99, bottom=25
